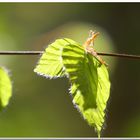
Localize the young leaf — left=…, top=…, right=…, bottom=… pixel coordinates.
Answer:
left=62, top=39, right=110, bottom=137
left=34, top=39, right=73, bottom=78
left=0, top=67, right=12, bottom=109
left=34, top=37, right=111, bottom=137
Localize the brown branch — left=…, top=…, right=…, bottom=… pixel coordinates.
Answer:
left=0, top=51, right=139, bottom=60
left=97, top=52, right=140, bottom=59
left=0, top=51, right=43, bottom=55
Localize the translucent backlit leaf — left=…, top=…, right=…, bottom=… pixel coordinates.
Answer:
left=34, top=38, right=111, bottom=137
left=0, top=67, right=12, bottom=109
left=34, top=39, right=72, bottom=78
left=62, top=39, right=110, bottom=137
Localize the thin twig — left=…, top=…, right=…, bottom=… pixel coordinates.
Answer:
left=0, top=51, right=43, bottom=55
left=97, top=52, right=140, bottom=59
left=0, top=51, right=139, bottom=60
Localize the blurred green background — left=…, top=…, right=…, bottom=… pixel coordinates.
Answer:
left=0, top=3, right=140, bottom=137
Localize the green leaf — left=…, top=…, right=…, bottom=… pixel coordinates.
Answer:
left=34, top=38, right=111, bottom=137
left=34, top=39, right=73, bottom=78
left=62, top=39, right=110, bottom=137
left=0, top=67, right=12, bottom=109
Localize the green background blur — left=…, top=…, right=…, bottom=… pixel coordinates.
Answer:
left=0, top=3, right=140, bottom=137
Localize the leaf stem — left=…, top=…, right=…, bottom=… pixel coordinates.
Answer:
left=0, top=51, right=139, bottom=60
